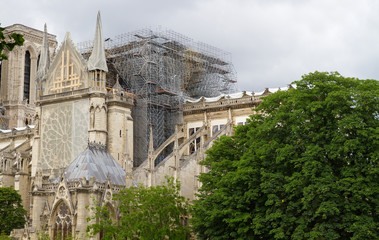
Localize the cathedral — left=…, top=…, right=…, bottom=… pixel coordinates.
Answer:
left=0, top=12, right=283, bottom=239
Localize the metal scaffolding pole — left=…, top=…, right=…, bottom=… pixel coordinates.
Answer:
left=78, top=27, right=237, bottom=166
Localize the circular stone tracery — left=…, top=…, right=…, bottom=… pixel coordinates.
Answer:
left=40, top=101, right=88, bottom=170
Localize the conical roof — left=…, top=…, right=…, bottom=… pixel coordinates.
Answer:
left=87, top=11, right=108, bottom=72
left=111, top=75, right=124, bottom=92
left=64, top=143, right=126, bottom=185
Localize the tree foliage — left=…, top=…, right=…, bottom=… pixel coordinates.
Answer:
left=0, top=187, right=27, bottom=235
left=0, top=232, right=11, bottom=240
left=192, top=72, right=379, bottom=239
left=0, top=24, right=24, bottom=61
left=87, top=177, right=191, bottom=240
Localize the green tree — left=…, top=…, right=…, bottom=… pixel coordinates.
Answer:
left=0, top=187, right=27, bottom=235
left=0, top=24, right=24, bottom=61
left=192, top=72, right=379, bottom=239
left=87, top=177, right=191, bottom=240
left=0, top=232, right=11, bottom=240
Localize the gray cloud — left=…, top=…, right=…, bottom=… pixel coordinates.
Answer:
left=1, top=0, right=378, bottom=92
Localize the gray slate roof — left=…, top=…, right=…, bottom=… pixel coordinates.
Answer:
left=64, top=143, right=126, bottom=185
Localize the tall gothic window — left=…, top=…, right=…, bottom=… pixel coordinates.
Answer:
left=37, top=54, right=40, bottom=70
left=24, top=51, right=31, bottom=101
left=53, top=202, right=72, bottom=240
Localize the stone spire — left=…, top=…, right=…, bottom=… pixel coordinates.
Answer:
left=111, top=74, right=124, bottom=92
left=36, top=23, right=50, bottom=84
left=87, top=11, right=108, bottom=72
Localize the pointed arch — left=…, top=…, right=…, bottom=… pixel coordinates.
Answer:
left=50, top=199, right=73, bottom=240
left=104, top=202, right=117, bottom=221
left=100, top=105, right=107, bottom=131
left=94, top=106, right=101, bottom=130
left=22, top=43, right=38, bottom=104
left=24, top=50, right=31, bottom=102
left=23, top=42, right=38, bottom=59
left=101, top=103, right=108, bottom=112
left=89, top=105, right=95, bottom=129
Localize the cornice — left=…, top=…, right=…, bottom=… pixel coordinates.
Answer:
left=4, top=24, right=57, bottom=42
left=183, top=96, right=262, bottom=115
left=38, top=88, right=91, bottom=105
left=106, top=98, right=134, bottom=108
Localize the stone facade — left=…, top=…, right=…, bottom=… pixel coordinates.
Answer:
left=0, top=16, right=285, bottom=240
left=0, top=24, right=57, bottom=129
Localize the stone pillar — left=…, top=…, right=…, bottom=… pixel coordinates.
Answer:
left=86, top=191, right=100, bottom=240
left=31, top=107, right=41, bottom=177
left=14, top=172, right=31, bottom=214
left=76, top=191, right=90, bottom=237
left=126, top=116, right=133, bottom=163
left=173, top=125, right=180, bottom=181
left=0, top=54, right=10, bottom=101
left=30, top=56, right=38, bottom=105
left=31, top=194, right=44, bottom=231
left=88, top=96, right=107, bottom=145
left=107, top=107, right=129, bottom=165
left=0, top=173, right=15, bottom=187
left=16, top=48, right=24, bottom=103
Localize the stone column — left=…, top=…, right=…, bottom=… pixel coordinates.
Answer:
left=31, top=194, right=44, bottom=231
left=174, top=125, right=181, bottom=181
left=31, top=107, right=41, bottom=177
left=89, top=96, right=108, bottom=145
left=76, top=191, right=90, bottom=236
left=30, top=56, right=38, bottom=105
left=15, top=172, right=31, bottom=214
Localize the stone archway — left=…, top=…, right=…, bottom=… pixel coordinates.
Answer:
left=98, top=202, right=117, bottom=239
left=51, top=201, right=72, bottom=240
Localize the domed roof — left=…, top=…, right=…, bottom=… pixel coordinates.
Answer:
left=64, top=143, right=126, bottom=185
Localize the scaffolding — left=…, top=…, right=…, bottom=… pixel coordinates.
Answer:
left=78, top=28, right=237, bottom=166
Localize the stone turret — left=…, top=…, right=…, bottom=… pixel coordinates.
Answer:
left=88, top=11, right=108, bottom=92
left=88, top=11, right=108, bottom=145
left=0, top=24, right=57, bottom=128
left=106, top=75, right=134, bottom=173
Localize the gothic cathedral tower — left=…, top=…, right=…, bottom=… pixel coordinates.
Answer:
left=28, top=12, right=134, bottom=239
left=0, top=24, right=57, bottom=128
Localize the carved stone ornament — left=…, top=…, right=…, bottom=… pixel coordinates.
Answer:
left=106, top=191, right=112, bottom=201
left=58, top=186, right=65, bottom=198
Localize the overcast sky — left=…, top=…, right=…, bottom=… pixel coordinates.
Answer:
left=1, top=0, right=379, bottom=91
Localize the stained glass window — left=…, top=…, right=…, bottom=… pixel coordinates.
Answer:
left=53, top=202, right=72, bottom=240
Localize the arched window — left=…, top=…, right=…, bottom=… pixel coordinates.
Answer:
left=99, top=204, right=116, bottom=240
left=37, top=54, right=40, bottom=70
left=53, top=202, right=72, bottom=240
left=24, top=51, right=31, bottom=101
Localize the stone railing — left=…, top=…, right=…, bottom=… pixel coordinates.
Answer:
left=106, top=92, right=135, bottom=105
left=183, top=95, right=263, bottom=113
left=0, top=126, right=34, bottom=138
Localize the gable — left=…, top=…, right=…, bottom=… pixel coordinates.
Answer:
left=43, top=32, right=88, bottom=95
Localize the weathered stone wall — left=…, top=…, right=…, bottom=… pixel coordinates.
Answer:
left=39, top=99, right=89, bottom=170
